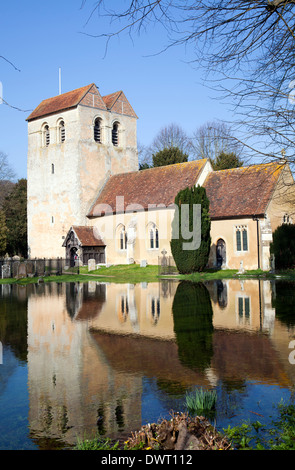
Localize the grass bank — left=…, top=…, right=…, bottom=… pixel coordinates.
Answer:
left=1, top=263, right=295, bottom=285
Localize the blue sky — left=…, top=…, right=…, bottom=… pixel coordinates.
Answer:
left=0, top=1, right=234, bottom=180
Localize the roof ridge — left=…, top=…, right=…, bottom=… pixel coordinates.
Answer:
left=213, top=160, right=284, bottom=174
left=134, top=158, right=208, bottom=175
left=42, top=83, right=95, bottom=104
left=102, top=90, right=122, bottom=109
left=105, top=159, right=208, bottom=180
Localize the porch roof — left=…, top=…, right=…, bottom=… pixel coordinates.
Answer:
left=63, top=226, right=105, bottom=247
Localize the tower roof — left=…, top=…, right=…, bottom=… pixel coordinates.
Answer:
left=26, top=84, right=137, bottom=121
left=26, top=84, right=96, bottom=121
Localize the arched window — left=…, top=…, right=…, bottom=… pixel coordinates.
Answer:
left=148, top=223, right=159, bottom=249
left=283, top=213, right=292, bottom=224
left=58, top=120, right=65, bottom=143
left=118, top=225, right=127, bottom=250
left=42, top=123, right=50, bottom=147
left=94, top=118, right=101, bottom=143
left=112, top=122, right=119, bottom=146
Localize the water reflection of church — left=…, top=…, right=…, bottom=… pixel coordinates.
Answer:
left=25, top=279, right=295, bottom=448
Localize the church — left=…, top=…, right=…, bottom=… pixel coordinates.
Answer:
left=26, top=83, right=295, bottom=271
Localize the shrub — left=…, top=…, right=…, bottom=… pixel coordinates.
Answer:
left=270, top=223, right=295, bottom=269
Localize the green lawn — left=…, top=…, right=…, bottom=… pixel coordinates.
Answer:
left=1, top=263, right=295, bottom=285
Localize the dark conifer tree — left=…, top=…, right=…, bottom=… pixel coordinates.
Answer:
left=170, top=185, right=211, bottom=273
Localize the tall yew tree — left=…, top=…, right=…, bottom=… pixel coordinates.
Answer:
left=170, top=185, right=211, bottom=273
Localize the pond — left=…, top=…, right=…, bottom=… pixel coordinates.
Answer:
left=0, top=278, right=294, bottom=450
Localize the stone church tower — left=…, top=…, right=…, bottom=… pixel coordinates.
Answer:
left=26, top=83, right=138, bottom=258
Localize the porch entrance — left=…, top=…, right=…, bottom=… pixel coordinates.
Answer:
left=216, top=239, right=226, bottom=268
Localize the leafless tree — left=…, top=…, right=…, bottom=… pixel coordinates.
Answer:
left=191, top=121, right=244, bottom=161
left=150, top=123, right=191, bottom=154
left=80, top=1, right=295, bottom=165
left=137, top=141, right=153, bottom=168
left=0, top=152, right=16, bottom=207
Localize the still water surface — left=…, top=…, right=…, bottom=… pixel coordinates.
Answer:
left=0, top=278, right=294, bottom=450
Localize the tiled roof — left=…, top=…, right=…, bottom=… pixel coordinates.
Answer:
left=203, top=162, right=284, bottom=219
left=102, top=90, right=138, bottom=118
left=72, top=226, right=105, bottom=246
left=88, top=159, right=208, bottom=217
left=103, top=91, right=122, bottom=109
left=26, top=84, right=95, bottom=121
left=27, top=84, right=137, bottom=121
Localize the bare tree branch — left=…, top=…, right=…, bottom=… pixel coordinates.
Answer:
left=0, top=55, right=21, bottom=72
left=80, top=1, right=295, bottom=165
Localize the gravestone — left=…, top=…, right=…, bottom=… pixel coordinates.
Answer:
left=1, top=264, right=10, bottom=279
left=161, top=249, right=168, bottom=267
left=36, top=259, right=45, bottom=277
left=140, top=260, right=147, bottom=267
left=26, top=260, right=35, bottom=277
left=12, top=261, right=20, bottom=278
left=88, top=258, right=96, bottom=272
left=17, top=263, right=27, bottom=278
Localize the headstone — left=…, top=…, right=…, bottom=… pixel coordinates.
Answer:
left=26, top=260, right=35, bottom=277
left=12, top=261, right=20, bottom=278
left=1, top=264, right=10, bottom=279
left=88, top=258, right=96, bottom=272
left=36, top=259, right=45, bottom=277
left=161, top=249, right=168, bottom=267
left=140, top=260, right=147, bottom=267
left=17, top=263, right=27, bottom=278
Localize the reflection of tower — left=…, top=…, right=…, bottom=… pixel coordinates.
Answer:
left=27, top=282, right=142, bottom=447
left=27, top=283, right=90, bottom=446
